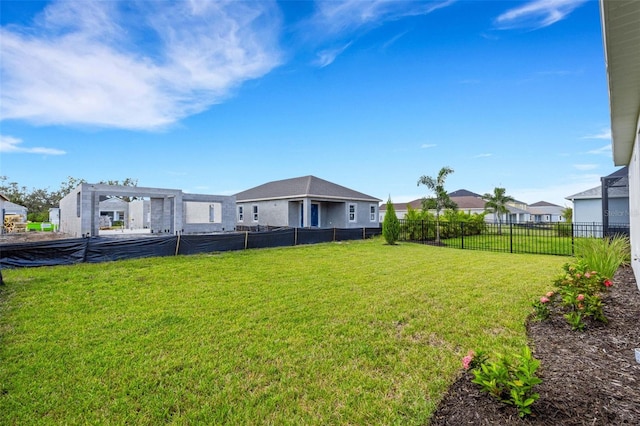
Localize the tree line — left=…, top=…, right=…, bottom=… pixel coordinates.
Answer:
left=0, top=176, right=137, bottom=222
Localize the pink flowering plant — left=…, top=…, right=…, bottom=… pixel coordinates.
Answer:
left=462, top=349, right=487, bottom=371
left=533, top=261, right=613, bottom=330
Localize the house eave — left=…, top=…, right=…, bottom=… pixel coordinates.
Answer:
left=600, top=0, right=640, bottom=166
left=237, top=194, right=381, bottom=203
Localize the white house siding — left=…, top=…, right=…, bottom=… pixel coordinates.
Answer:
left=573, top=199, right=604, bottom=224
left=629, top=136, right=640, bottom=284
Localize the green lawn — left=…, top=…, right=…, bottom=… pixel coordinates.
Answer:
left=0, top=238, right=567, bottom=425
left=442, top=231, right=574, bottom=255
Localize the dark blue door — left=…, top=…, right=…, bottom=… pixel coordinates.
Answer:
left=311, top=204, right=319, bottom=227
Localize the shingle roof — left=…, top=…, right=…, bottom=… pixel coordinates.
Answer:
left=566, top=167, right=629, bottom=200
left=566, top=185, right=629, bottom=200
left=529, top=201, right=561, bottom=207
left=451, top=195, right=485, bottom=209
left=448, top=189, right=482, bottom=198
left=379, top=199, right=422, bottom=212
left=236, top=176, right=381, bottom=202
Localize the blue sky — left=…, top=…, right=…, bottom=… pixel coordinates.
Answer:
left=0, top=0, right=616, bottom=207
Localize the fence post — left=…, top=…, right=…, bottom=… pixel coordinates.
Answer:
left=244, top=231, right=249, bottom=250
left=510, top=222, right=513, bottom=253
left=571, top=223, right=575, bottom=256
left=461, top=222, right=464, bottom=250
left=295, top=227, right=298, bottom=246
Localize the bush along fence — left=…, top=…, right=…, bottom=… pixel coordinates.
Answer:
left=0, top=227, right=382, bottom=269
left=398, top=220, right=631, bottom=256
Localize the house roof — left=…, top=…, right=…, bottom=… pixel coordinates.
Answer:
left=0, top=193, right=10, bottom=202
left=448, top=189, right=482, bottom=198
left=2, top=200, right=28, bottom=212
left=381, top=194, right=487, bottom=212
left=451, top=195, right=485, bottom=209
left=565, top=167, right=630, bottom=200
left=566, top=185, right=629, bottom=200
left=600, top=0, right=640, bottom=165
left=236, top=176, right=381, bottom=203
left=379, top=199, right=422, bottom=212
left=529, top=201, right=562, bottom=207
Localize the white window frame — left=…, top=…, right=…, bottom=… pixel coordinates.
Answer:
left=252, top=205, right=259, bottom=222
left=369, top=204, right=377, bottom=222
left=348, top=203, right=357, bottom=222
left=237, top=205, right=244, bottom=222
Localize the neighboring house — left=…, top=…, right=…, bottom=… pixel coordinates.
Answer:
left=59, top=183, right=235, bottom=237
left=528, top=201, right=566, bottom=223
left=378, top=199, right=422, bottom=221
left=565, top=168, right=629, bottom=225
left=379, top=189, right=541, bottom=223
left=379, top=190, right=489, bottom=221
left=98, top=197, right=130, bottom=226
left=235, top=176, right=381, bottom=229
left=600, top=0, right=640, bottom=282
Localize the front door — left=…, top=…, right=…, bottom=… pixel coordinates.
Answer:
left=311, top=203, right=319, bottom=227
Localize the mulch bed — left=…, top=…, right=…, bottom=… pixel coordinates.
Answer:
left=430, top=265, right=640, bottom=425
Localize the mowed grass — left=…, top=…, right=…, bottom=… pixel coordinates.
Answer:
left=0, top=238, right=566, bottom=425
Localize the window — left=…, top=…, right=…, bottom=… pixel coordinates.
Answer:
left=369, top=204, right=376, bottom=222
left=237, top=206, right=244, bottom=222
left=252, top=205, right=259, bottom=222
left=348, top=203, right=356, bottom=222
left=76, top=192, right=81, bottom=217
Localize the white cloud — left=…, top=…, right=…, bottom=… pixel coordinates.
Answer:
left=474, top=153, right=492, bottom=158
left=304, top=0, right=454, bottom=66
left=0, top=135, right=66, bottom=155
left=495, top=0, right=587, bottom=30
left=0, top=1, right=282, bottom=130
left=587, top=144, right=612, bottom=156
left=310, top=0, right=454, bottom=35
left=582, top=129, right=612, bottom=140
left=421, top=143, right=437, bottom=149
left=573, top=164, right=598, bottom=171
left=314, top=42, right=353, bottom=67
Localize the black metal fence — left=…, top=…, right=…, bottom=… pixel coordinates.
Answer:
left=0, top=227, right=382, bottom=269
left=398, top=220, right=630, bottom=256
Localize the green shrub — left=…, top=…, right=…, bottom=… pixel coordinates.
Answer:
left=382, top=198, right=400, bottom=244
left=470, top=347, right=542, bottom=418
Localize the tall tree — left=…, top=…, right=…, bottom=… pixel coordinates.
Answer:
left=417, top=166, right=456, bottom=243
left=382, top=197, right=400, bottom=245
left=482, top=187, right=515, bottom=234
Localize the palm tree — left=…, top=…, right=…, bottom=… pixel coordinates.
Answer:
left=482, top=187, right=515, bottom=234
left=417, top=166, right=456, bottom=243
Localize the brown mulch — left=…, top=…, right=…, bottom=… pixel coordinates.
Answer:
left=430, top=265, right=640, bottom=425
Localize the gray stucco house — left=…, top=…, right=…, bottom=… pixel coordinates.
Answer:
left=235, top=176, right=381, bottom=229
left=59, top=183, right=236, bottom=237
left=565, top=167, right=629, bottom=225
